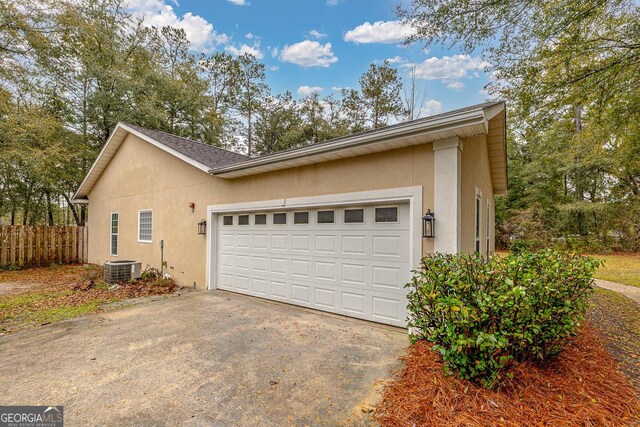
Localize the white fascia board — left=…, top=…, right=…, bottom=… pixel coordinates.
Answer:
left=210, top=108, right=486, bottom=176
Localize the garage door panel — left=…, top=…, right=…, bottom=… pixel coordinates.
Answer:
left=215, top=202, right=410, bottom=327
left=291, top=234, right=311, bottom=252
left=252, top=277, right=268, bottom=295
left=372, top=266, right=404, bottom=290
left=291, top=284, right=311, bottom=305
left=291, top=259, right=311, bottom=278
left=270, top=280, right=288, bottom=300
left=252, top=234, right=269, bottom=250
left=315, top=260, right=337, bottom=281
left=341, top=292, right=366, bottom=315
left=315, top=288, right=336, bottom=309
left=252, top=256, right=268, bottom=272
left=341, top=235, right=367, bottom=256
left=341, top=263, right=367, bottom=285
left=271, top=234, right=288, bottom=251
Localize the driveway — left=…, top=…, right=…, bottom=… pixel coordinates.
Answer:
left=0, top=290, right=407, bottom=426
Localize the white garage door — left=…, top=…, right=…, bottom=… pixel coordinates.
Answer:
left=214, top=203, right=411, bottom=327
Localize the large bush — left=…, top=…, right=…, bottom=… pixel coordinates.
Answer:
left=406, top=250, right=601, bottom=388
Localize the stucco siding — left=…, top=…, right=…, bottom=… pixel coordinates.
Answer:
left=87, top=133, right=436, bottom=288
left=460, top=135, right=495, bottom=253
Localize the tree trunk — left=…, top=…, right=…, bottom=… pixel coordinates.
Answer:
left=62, top=193, right=81, bottom=226
left=247, top=109, right=253, bottom=157
left=46, top=191, right=54, bottom=226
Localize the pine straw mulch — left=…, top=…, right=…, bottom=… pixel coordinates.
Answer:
left=376, top=323, right=640, bottom=427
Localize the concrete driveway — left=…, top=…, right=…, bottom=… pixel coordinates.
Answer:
left=0, top=291, right=407, bottom=426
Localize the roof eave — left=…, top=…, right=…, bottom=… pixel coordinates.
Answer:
left=210, top=107, right=490, bottom=178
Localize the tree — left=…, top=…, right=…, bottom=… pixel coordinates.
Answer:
left=402, top=63, right=428, bottom=120
left=254, top=91, right=302, bottom=155
left=401, top=0, right=640, bottom=250
left=236, top=53, right=268, bottom=156
left=359, top=60, right=405, bottom=128
left=200, top=52, right=243, bottom=148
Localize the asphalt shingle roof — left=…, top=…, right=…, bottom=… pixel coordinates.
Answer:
left=123, top=124, right=249, bottom=170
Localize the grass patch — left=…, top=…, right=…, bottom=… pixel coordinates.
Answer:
left=32, top=301, right=105, bottom=324
left=593, top=253, right=640, bottom=288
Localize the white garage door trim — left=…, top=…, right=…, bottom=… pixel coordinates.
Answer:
left=205, top=186, right=423, bottom=325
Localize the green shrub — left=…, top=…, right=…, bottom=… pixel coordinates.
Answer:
left=406, top=250, right=601, bottom=388
left=508, top=239, right=545, bottom=254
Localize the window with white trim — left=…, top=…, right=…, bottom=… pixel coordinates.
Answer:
left=138, top=209, right=153, bottom=242
left=486, top=201, right=491, bottom=254
left=475, top=190, right=482, bottom=253
left=110, top=212, right=118, bottom=256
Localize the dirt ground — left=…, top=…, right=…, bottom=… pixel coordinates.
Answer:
left=0, top=265, right=86, bottom=296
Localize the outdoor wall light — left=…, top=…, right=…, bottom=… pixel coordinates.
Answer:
left=197, top=219, right=206, bottom=235
left=422, top=209, right=435, bottom=238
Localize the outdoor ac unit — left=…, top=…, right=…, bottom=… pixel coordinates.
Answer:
left=104, top=260, right=142, bottom=284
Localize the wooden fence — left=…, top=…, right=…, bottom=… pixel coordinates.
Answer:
left=0, top=225, right=88, bottom=268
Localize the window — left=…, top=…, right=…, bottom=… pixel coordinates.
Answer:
left=486, top=202, right=491, bottom=254
left=238, top=215, right=249, bottom=225
left=317, top=210, right=334, bottom=224
left=475, top=190, right=482, bottom=253
left=138, top=209, right=153, bottom=243
left=294, top=212, right=309, bottom=224
left=223, top=215, right=233, bottom=226
left=273, top=213, right=287, bottom=225
left=254, top=214, right=266, bottom=225
left=344, top=209, right=364, bottom=223
left=110, top=212, right=118, bottom=256
left=375, top=207, right=398, bottom=223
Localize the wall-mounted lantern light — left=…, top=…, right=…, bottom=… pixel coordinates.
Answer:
left=422, top=209, right=435, bottom=238
left=197, top=219, right=206, bottom=235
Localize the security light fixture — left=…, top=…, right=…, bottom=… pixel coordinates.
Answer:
left=422, top=210, right=435, bottom=238
left=197, top=219, right=206, bottom=235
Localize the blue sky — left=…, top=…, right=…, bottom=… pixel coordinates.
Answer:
left=128, top=0, right=492, bottom=117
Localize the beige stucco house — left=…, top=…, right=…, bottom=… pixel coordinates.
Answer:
left=73, top=101, right=507, bottom=327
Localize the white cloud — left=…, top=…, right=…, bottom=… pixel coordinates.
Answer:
left=420, top=100, right=443, bottom=117
left=386, top=56, right=405, bottom=64
left=308, top=30, right=327, bottom=39
left=226, top=42, right=263, bottom=59
left=126, top=0, right=227, bottom=52
left=446, top=81, right=465, bottom=91
left=279, top=41, right=338, bottom=68
left=408, top=54, right=490, bottom=81
left=245, top=32, right=254, bottom=39
left=268, top=65, right=279, bottom=71
left=326, top=0, right=341, bottom=5
left=331, top=86, right=351, bottom=91
left=297, top=85, right=324, bottom=97
left=227, top=0, right=249, bottom=5
left=344, top=20, right=416, bottom=44
left=400, top=55, right=491, bottom=90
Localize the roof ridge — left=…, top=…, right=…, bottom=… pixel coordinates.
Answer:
left=122, top=122, right=249, bottom=158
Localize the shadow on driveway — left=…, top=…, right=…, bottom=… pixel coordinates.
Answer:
left=0, top=290, right=407, bottom=426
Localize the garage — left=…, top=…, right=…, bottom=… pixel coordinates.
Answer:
left=212, top=202, right=412, bottom=327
